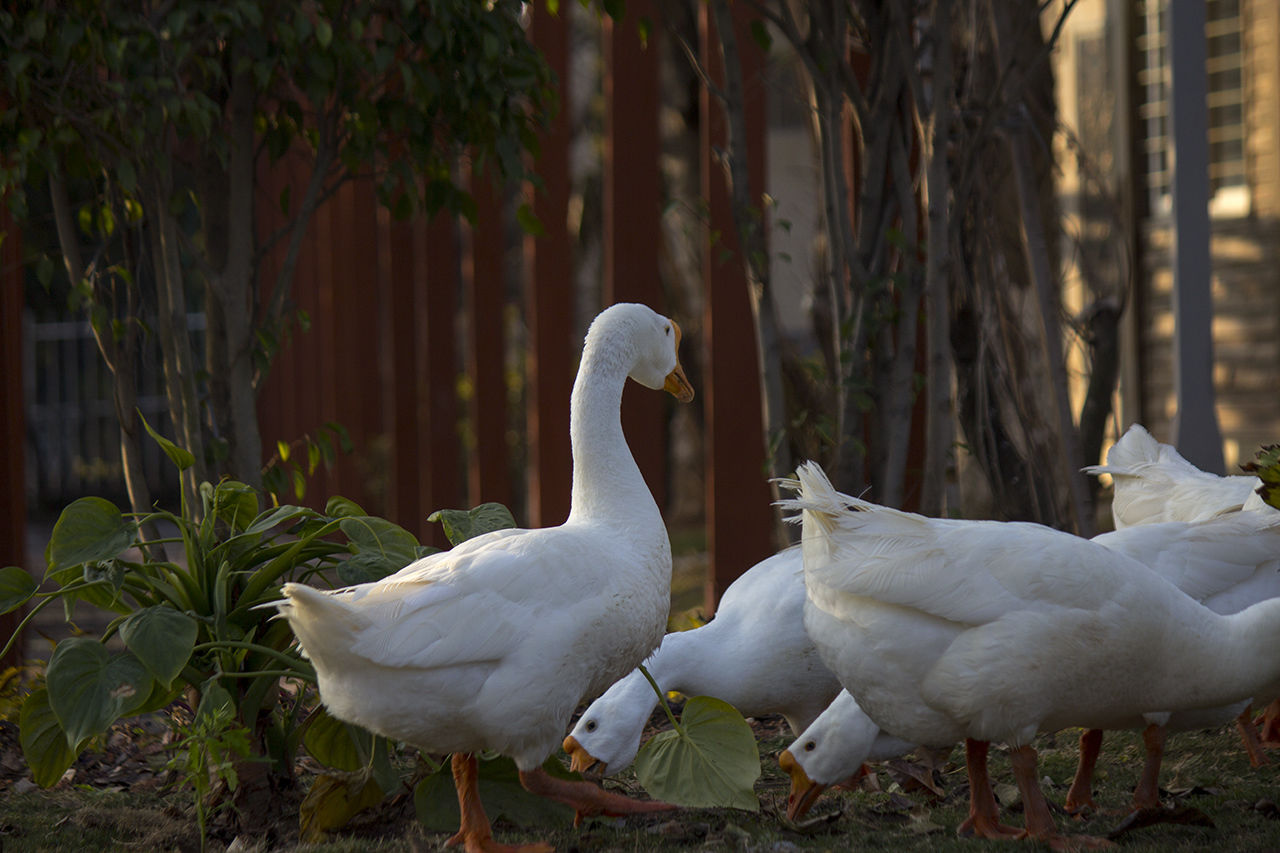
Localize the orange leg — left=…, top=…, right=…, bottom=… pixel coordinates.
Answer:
left=956, top=738, right=1024, bottom=840
left=1257, top=699, right=1280, bottom=747
left=1132, top=723, right=1165, bottom=811
left=1065, top=729, right=1103, bottom=816
left=518, top=765, right=678, bottom=827
left=1009, top=744, right=1115, bottom=851
left=1237, top=705, right=1270, bottom=768
left=446, top=753, right=553, bottom=853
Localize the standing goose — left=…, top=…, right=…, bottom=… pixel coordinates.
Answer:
left=786, top=460, right=1280, bottom=848
left=271, top=303, right=693, bottom=852
left=562, top=548, right=842, bottom=778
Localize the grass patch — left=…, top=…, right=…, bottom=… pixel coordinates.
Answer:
left=5, top=718, right=1279, bottom=851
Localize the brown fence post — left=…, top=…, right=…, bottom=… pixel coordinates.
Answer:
left=699, top=2, right=775, bottom=612
left=1, top=206, right=24, bottom=667
left=603, top=0, right=668, bottom=511
left=466, top=167, right=512, bottom=510
left=525, top=5, right=574, bottom=528
left=420, top=212, right=463, bottom=548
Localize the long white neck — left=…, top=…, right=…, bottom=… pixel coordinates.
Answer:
left=1161, top=598, right=1280, bottom=709
left=566, top=333, right=662, bottom=529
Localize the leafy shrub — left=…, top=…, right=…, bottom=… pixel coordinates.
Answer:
left=0, top=416, right=432, bottom=790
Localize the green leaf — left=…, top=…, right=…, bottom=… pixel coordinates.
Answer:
left=195, top=679, right=235, bottom=720
left=46, top=638, right=153, bottom=746
left=515, top=202, right=545, bottom=236
left=340, top=516, right=419, bottom=568
left=0, top=566, right=38, bottom=614
left=315, top=18, right=333, bottom=48
left=20, top=687, right=84, bottom=788
left=212, top=480, right=260, bottom=531
left=243, top=504, right=317, bottom=536
left=1243, top=444, right=1280, bottom=510
left=303, top=706, right=373, bottom=772
left=45, top=496, right=134, bottom=574
left=749, top=19, right=772, bottom=53
left=300, top=772, right=385, bottom=843
left=325, top=496, right=367, bottom=518
left=414, top=755, right=575, bottom=833
left=120, top=606, right=198, bottom=686
left=336, top=552, right=403, bottom=585
left=427, top=503, right=517, bottom=547
left=634, top=696, right=760, bottom=811
left=139, top=410, right=195, bottom=471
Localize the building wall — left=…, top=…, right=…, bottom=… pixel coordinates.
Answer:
left=1139, top=218, right=1280, bottom=469
left=1055, top=0, right=1280, bottom=472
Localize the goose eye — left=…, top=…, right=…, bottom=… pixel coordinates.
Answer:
left=804, top=741, right=815, bottom=752
left=585, top=720, right=597, bottom=732
left=665, top=325, right=671, bottom=335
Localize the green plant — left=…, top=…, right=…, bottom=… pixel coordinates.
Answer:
left=166, top=683, right=255, bottom=853
left=632, top=666, right=761, bottom=811
left=1242, top=444, right=1280, bottom=510
left=294, top=500, right=520, bottom=841
left=0, top=415, right=430, bottom=799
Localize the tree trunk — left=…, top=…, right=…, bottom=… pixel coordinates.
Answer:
left=202, top=63, right=263, bottom=489
left=708, top=0, right=792, bottom=498
left=144, top=165, right=207, bottom=510
left=921, top=0, right=956, bottom=517
left=49, top=172, right=163, bottom=532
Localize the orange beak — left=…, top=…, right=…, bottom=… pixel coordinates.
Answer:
left=779, top=748, right=830, bottom=822
left=663, top=321, right=695, bottom=402
left=562, top=734, right=604, bottom=775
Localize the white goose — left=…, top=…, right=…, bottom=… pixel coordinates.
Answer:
left=777, top=689, right=916, bottom=820
left=1086, top=422, right=1269, bottom=527
left=561, top=548, right=842, bottom=777
left=1070, top=422, right=1280, bottom=813
left=1060, top=513, right=1280, bottom=814
left=787, top=460, right=1280, bottom=848
left=270, top=303, right=693, bottom=853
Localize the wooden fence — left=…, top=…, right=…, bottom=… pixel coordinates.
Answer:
left=1, top=2, right=781, bottom=668
left=257, top=1, right=778, bottom=590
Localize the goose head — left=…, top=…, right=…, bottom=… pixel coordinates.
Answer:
left=624, top=304, right=693, bottom=401
left=561, top=665, right=660, bottom=776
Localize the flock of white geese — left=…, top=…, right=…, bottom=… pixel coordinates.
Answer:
left=270, top=303, right=1280, bottom=852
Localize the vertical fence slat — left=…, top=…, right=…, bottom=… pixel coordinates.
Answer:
left=379, top=208, right=426, bottom=535
left=699, top=3, right=775, bottom=611
left=1, top=206, right=24, bottom=666
left=604, top=0, right=669, bottom=512
left=421, top=212, right=462, bottom=549
left=467, top=168, right=511, bottom=509
left=328, top=180, right=381, bottom=512
left=525, top=5, right=574, bottom=528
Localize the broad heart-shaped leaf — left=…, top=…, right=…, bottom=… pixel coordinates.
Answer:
left=340, top=516, right=419, bottom=570
left=428, top=502, right=517, bottom=546
left=414, top=755, right=576, bottom=832
left=45, top=496, right=135, bottom=575
left=20, top=686, right=84, bottom=788
left=300, top=772, right=386, bottom=843
left=46, top=638, right=154, bottom=746
left=303, top=706, right=374, bottom=772
left=0, top=565, right=37, bottom=614
left=119, top=605, right=198, bottom=686
left=634, top=696, right=761, bottom=811
left=336, top=551, right=404, bottom=585
left=139, top=409, right=195, bottom=471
